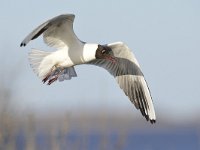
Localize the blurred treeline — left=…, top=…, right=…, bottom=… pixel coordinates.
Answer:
left=0, top=67, right=200, bottom=150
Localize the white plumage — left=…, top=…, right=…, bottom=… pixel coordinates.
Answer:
left=21, top=14, right=156, bottom=123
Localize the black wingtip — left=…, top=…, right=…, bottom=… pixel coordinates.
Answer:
left=150, top=119, right=156, bottom=124
left=20, top=43, right=26, bottom=47
left=143, top=114, right=156, bottom=124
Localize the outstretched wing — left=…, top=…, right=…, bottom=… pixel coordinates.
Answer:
left=20, top=14, right=75, bottom=48
left=89, top=42, right=156, bottom=123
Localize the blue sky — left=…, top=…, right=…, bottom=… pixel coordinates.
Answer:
left=0, top=0, right=200, bottom=121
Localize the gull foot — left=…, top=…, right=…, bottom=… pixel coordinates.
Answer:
left=42, top=66, right=64, bottom=85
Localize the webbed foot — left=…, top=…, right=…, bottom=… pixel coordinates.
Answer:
left=42, top=66, right=64, bottom=85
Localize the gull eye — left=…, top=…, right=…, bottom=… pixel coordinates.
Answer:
left=101, top=49, right=106, bottom=54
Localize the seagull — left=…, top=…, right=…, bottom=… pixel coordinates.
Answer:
left=20, top=14, right=156, bottom=123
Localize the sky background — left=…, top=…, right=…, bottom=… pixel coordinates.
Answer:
left=0, top=0, right=200, bottom=122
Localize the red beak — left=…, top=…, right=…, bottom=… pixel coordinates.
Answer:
left=105, top=56, right=117, bottom=63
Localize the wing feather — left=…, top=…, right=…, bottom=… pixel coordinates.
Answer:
left=89, top=42, right=156, bottom=123
left=20, top=14, right=75, bottom=48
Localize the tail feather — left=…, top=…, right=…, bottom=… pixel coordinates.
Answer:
left=28, top=49, right=77, bottom=84
left=28, top=49, right=53, bottom=79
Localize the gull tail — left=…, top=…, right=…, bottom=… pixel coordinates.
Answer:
left=28, top=49, right=53, bottom=80
left=28, top=49, right=77, bottom=84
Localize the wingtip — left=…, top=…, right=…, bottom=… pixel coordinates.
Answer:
left=150, top=119, right=156, bottom=124
left=144, top=114, right=156, bottom=124
left=20, top=43, right=26, bottom=47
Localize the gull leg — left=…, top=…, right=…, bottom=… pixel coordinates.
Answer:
left=47, top=69, right=64, bottom=85
left=42, top=65, right=64, bottom=85
left=47, top=76, right=59, bottom=85
left=42, top=65, right=57, bottom=83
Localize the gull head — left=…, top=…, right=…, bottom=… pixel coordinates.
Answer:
left=95, top=45, right=116, bottom=63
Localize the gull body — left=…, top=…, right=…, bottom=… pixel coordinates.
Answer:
left=21, top=14, right=156, bottom=123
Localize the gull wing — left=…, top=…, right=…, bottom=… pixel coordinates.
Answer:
left=89, top=42, right=156, bottom=123
left=20, top=14, right=76, bottom=48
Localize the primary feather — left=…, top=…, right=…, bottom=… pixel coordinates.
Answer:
left=89, top=42, right=156, bottom=123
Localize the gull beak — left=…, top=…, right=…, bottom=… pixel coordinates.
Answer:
left=105, top=55, right=117, bottom=63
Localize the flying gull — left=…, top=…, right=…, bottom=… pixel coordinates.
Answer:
left=20, top=14, right=156, bottom=123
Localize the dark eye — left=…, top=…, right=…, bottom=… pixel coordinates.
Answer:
left=101, top=49, right=106, bottom=54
